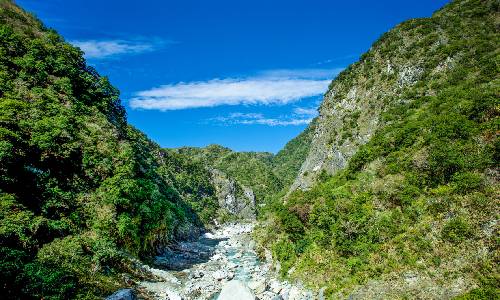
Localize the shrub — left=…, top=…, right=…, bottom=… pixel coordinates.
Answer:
left=272, top=239, right=296, bottom=276
left=451, top=172, right=483, bottom=194
left=441, top=217, right=473, bottom=243
left=277, top=208, right=304, bottom=242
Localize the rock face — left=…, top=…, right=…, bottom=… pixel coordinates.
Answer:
left=211, top=169, right=256, bottom=219
left=289, top=6, right=460, bottom=192
left=105, top=289, right=136, bottom=300
left=217, top=280, right=255, bottom=300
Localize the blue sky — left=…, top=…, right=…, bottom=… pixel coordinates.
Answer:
left=18, top=0, right=449, bottom=153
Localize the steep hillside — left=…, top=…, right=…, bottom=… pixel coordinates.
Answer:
left=166, top=147, right=258, bottom=221
left=257, top=0, right=499, bottom=298
left=176, top=145, right=282, bottom=205
left=273, top=118, right=318, bottom=189
left=291, top=0, right=499, bottom=192
left=0, top=1, right=227, bottom=298
left=176, top=123, right=320, bottom=207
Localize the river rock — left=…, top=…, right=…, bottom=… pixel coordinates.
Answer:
left=288, top=286, right=302, bottom=300
left=258, top=291, right=281, bottom=300
left=269, top=279, right=282, bottom=294
left=213, top=269, right=228, bottom=280
left=190, top=269, right=204, bottom=279
left=280, top=284, right=291, bottom=300
left=217, top=280, right=255, bottom=300
left=248, top=279, right=267, bottom=294
left=105, top=289, right=136, bottom=300
left=165, top=289, right=182, bottom=300
left=212, top=254, right=222, bottom=261
left=248, top=240, right=256, bottom=249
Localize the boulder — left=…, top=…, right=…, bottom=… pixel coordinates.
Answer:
left=217, top=280, right=255, bottom=300
left=165, top=289, right=182, bottom=300
left=288, top=286, right=302, bottom=300
left=105, top=289, right=136, bottom=300
left=258, top=291, right=280, bottom=300
left=269, top=279, right=282, bottom=294
left=213, top=269, right=228, bottom=280
left=191, top=269, right=204, bottom=279
left=248, top=279, right=267, bottom=294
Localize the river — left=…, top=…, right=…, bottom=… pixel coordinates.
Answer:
left=137, top=223, right=316, bottom=300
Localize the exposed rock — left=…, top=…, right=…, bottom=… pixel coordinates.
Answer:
left=212, top=269, right=229, bottom=281
left=397, top=65, right=424, bottom=87
left=288, top=286, right=302, bottom=300
left=211, top=169, right=256, bottom=219
left=190, top=269, right=204, bottom=279
left=105, top=289, right=136, bottom=300
left=248, top=279, right=267, bottom=294
left=288, top=4, right=471, bottom=194
left=269, top=279, right=282, bottom=294
left=258, top=291, right=280, bottom=300
left=217, top=280, right=255, bottom=300
left=140, top=223, right=313, bottom=300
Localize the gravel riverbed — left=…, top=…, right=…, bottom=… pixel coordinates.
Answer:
left=138, top=223, right=316, bottom=300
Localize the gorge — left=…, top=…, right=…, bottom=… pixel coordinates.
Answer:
left=0, top=0, right=498, bottom=299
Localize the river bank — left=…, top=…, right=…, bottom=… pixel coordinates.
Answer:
left=134, top=223, right=316, bottom=300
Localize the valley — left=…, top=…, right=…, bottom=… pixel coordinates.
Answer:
left=0, top=0, right=498, bottom=299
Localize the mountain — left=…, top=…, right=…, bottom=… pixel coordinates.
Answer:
left=175, top=135, right=320, bottom=211
left=291, top=0, right=499, bottom=192
left=1, top=0, right=498, bottom=299
left=176, top=144, right=281, bottom=204
left=0, top=1, right=252, bottom=298
left=256, top=0, right=499, bottom=298
left=272, top=118, right=318, bottom=189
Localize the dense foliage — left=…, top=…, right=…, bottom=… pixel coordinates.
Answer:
left=177, top=144, right=284, bottom=204
left=257, top=0, right=499, bottom=298
left=0, top=1, right=221, bottom=298
left=1, top=0, right=498, bottom=299
left=272, top=118, right=317, bottom=188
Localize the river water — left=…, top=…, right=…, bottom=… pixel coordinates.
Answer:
left=139, top=223, right=314, bottom=300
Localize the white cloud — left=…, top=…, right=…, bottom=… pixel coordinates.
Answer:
left=71, top=38, right=172, bottom=59
left=129, top=68, right=342, bottom=111
left=228, top=112, right=264, bottom=119
left=293, top=107, right=318, bottom=117
left=241, top=117, right=312, bottom=126
left=210, top=109, right=316, bottom=127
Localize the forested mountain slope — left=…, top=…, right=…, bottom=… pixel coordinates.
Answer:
left=0, top=1, right=229, bottom=298
left=257, top=0, right=499, bottom=298
left=175, top=134, right=319, bottom=210
left=1, top=0, right=498, bottom=299
left=176, top=145, right=281, bottom=205
left=272, top=118, right=318, bottom=189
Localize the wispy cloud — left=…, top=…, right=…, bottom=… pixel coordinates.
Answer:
left=70, top=38, right=173, bottom=59
left=293, top=107, right=318, bottom=117
left=210, top=107, right=318, bottom=127
left=129, top=68, right=341, bottom=111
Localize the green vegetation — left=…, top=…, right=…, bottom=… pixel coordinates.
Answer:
left=256, top=0, right=499, bottom=298
left=177, top=144, right=283, bottom=204
left=176, top=120, right=318, bottom=206
left=0, top=1, right=222, bottom=298
left=1, top=0, right=498, bottom=299
left=0, top=1, right=319, bottom=295
left=273, top=118, right=317, bottom=188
